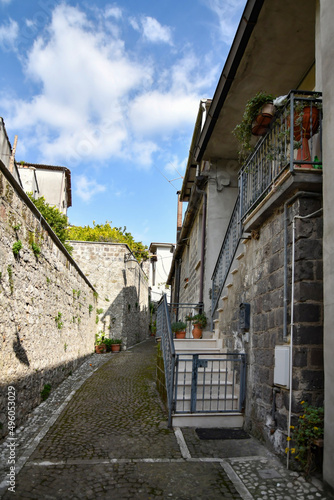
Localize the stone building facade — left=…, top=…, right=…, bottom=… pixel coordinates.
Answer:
left=70, top=241, right=150, bottom=349
left=0, top=161, right=97, bottom=439
left=218, top=195, right=323, bottom=453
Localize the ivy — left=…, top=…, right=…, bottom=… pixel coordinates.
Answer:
left=12, top=240, right=22, bottom=256
left=28, top=194, right=73, bottom=254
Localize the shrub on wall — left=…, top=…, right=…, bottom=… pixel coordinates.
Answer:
left=28, top=194, right=73, bottom=254
left=67, top=221, right=148, bottom=262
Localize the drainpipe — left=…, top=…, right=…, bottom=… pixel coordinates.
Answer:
left=174, top=258, right=181, bottom=322
left=285, top=198, right=322, bottom=470
left=196, top=186, right=207, bottom=314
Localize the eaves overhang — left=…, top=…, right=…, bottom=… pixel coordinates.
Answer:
left=195, top=0, right=316, bottom=164
left=180, top=99, right=211, bottom=202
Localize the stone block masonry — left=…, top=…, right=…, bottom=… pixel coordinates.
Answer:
left=70, top=241, right=150, bottom=349
left=218, top=195, right=323, bottom=456
left=0, top=161, right=97, bottom=439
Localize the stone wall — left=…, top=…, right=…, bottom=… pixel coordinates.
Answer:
left=70, top=241, right=150, bottom=348
left=0, top=162, right=97, bottom=439
left=218, top=195, right=323, bottom=454
left=178, top=205, right=202, bottom=318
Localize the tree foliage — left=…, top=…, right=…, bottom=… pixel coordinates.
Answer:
left=28, top=194, right=73, bottom=254
left=67, top=221, right=148, bottom=262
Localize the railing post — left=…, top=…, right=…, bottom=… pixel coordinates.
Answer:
left=290, top=91, right=295, bottom=172
left=190, top=355, right=199, bottom=413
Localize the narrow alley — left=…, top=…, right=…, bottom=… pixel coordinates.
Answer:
left=0, top=339, right=332, bottom=499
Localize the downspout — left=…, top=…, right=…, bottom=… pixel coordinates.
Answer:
left=174, top=258, right=181, bottom=322
left=196, top=186, right=207, bottom=314
left=283, top=191, right=322, bottom=469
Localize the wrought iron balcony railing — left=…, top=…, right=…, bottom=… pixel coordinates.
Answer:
left=211, top=90, right=322, bottom=321
left=239, top=90, right=322, bottom=222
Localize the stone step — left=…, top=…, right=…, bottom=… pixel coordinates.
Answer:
left=172, top=412, right=244, bottom=428
left=174, top=338, right=219, bottom=350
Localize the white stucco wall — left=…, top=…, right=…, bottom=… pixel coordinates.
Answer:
left=35, top=169, right=68, bottom=214
left=149, top=244, right=173, bottom=302
left=204, top=161, right=239, bottom=317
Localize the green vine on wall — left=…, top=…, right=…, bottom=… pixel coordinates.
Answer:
left=12, top=240, right=22, bottom=256
left=7, top=265, right=14, bottom=294
left=55, top=312, right=63, bottom=329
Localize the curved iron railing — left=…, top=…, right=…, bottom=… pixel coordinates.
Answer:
left=211, top=195, right=242, bottom=321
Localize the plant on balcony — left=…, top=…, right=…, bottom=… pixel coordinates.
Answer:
left=171, top=321, right=187, bottom=339
left=233, top=91, right=275, bottom=161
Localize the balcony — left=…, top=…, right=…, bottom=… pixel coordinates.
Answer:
left=211, top=91, right=322, bottom=319
left=239, top=90, right=322, bottom=223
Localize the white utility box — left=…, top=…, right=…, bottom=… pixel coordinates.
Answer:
left=274, top=345, right=290, bottom=388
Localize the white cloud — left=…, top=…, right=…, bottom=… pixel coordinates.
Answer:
left=205, top=0, right=245, bottom=44
left=0, top=18, right=18, bottom=51
left=129, top=91, right=199, bottom=137
left=75, top=175, right=106, bottom=202
left=105, top=6, right=122, bottom=20
left=1, top=4, right=219, bottom=169
left=141, top=16, right=173, bottom=45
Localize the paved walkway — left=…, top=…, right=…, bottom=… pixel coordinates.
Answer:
left=0, top=338, right=333, bottom=499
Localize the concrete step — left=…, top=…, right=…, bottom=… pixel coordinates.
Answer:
left=172, top=412, right=244, bottom=428
left=174, top=338, right=219, bottom=350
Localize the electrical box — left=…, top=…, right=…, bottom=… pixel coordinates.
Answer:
left=274, top=346, right=290, bottom=388
left=239, top=303, right=250, bottom=332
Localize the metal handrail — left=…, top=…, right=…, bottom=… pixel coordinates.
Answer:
left=211, top=195, right=242, bottom=320
left=156, top=294, right=175, bottom=427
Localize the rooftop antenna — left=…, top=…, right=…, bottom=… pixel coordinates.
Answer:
left=154, top=162, right=183, bottom=191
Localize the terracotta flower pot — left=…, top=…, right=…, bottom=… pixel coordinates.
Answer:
left=292, top=106, right=320, bottom=168
left=95, top=344, right=106, bottom=354
left=192, top=324, right=203, bottom=339
left=175, top=330, right=186, bottom=339
left=111, top=344, right=121, bottom=352
left=252, top=103, right=276, bottom=136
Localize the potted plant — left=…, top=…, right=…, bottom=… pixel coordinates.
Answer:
left=171, top=321, right=187, bottom=339
left=95, top=332, right=106, bottom=354
left=103, top=338, right=112, bottom=352
left=110, top=338, right=122, bottom=352
left=233, top=91, right=275, bottom=161
left=190, top=313, right=207, bottom=339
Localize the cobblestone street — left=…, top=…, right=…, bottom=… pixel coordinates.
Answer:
left=0, top=338, right=333, bottom=499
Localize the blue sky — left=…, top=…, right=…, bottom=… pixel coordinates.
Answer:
left=0, top=0, right=246, bottom=247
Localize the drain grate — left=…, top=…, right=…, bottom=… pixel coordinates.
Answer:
left=195, top=428, right=250, bottom=440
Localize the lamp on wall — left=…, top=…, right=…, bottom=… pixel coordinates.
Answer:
left=124, top=252, right=137, bottom=270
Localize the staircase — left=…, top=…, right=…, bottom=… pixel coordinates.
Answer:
left=171, top=338, right=245, bottom=428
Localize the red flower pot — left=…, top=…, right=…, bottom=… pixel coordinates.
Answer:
left=192, top=324, right=203, bottom=339
left=292, top=106, right=320, bottom=168
left=111, top=344, right=121, bottom=352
